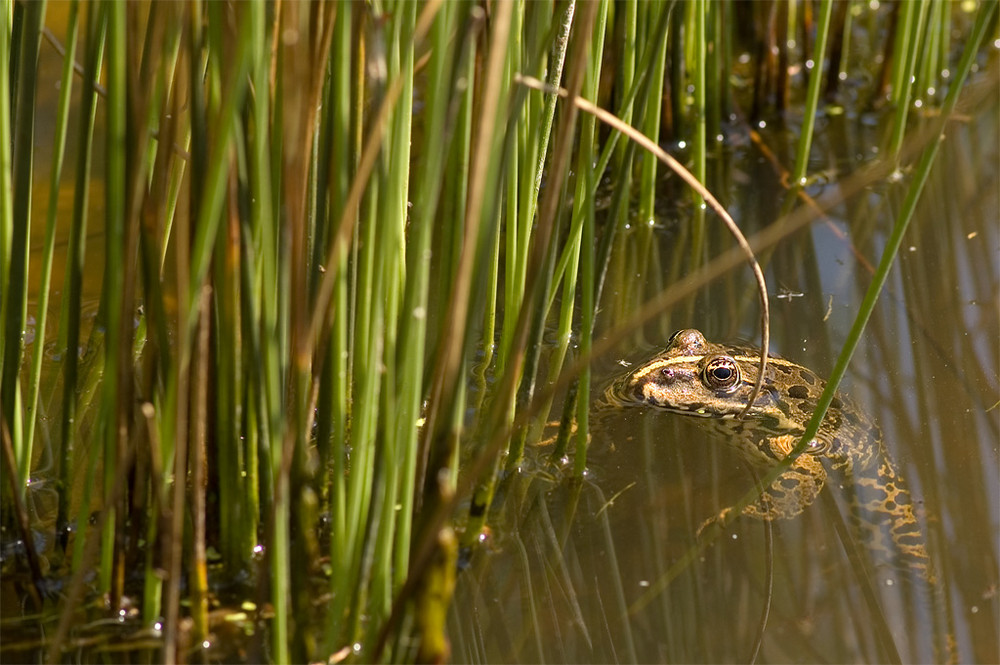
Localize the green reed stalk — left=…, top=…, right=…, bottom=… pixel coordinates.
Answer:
left=704, top=0, right=722, bottom=140
left=669, top=3, right=685, bottom=138
left=688, top=0, right=707, bottom=262
left=159, top=121, right=189, bottom=272
left=718, top=1, right=732, bottom=129
left=573, top=0, right=609, bottom=475
left=429, top=6, right=475, bottom=502
left=24, top=1, right=77, bottom=482
left=97, top=0, right=126, bottom=599
left=214, top=187, right=244, bottom=573
left=503, top=0, right=572, bottom=470
left=586, top=0, right=670, bottom=325
left=203, top=2, right=244, bottom=602
left=423, top=0, right=512, bottom=541
left=591, top=3, right=672, bottom=304
left=790, top=0, right=834, bottom=189
left=573, top=63, right=599, bottom=476
left=914, top=4, right=935, bottom=106
left=276, top=5, right=320, bottom=658
left=394, top=0, right=459, bottom=595
left=936, top=1, right=951, bottom=100
left=538, top=0, right=609, bottom=463
left=246, top=0, right=274, bottom=557
left=162, top=5, right=201, bottom=659
left=637, top=1, right=668, bottom=225
left=0, top=3, right=10, bottom=330
left=343, top=182, right=380, bottom=645
left=496, top=1, right=524, bottom=379
left=501, top=0, right=561, bottom=379
left=618, top=1, right=637, bottom=153
left=363, top=0, right=416, bottom=640
left=57, top=1, right=104, bottom=552
left=136, top=9, right=180, bottom=625
left=692, top=0, right=706, bottom=201
left=509, top=0, right=596, bottom=472
left=322, top=3, right=353, bottom=651
left=838, top=0, right=853, bottom=83
left=887, top=0, right=931, bottom=161
left=184, top=21, right=251, bottom=343
left=889, top=0, right=917, bottom=107
left=2, top=0, right=45, bottom=484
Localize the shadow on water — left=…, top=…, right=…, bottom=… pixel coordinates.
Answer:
left=448, top=93, right=999, bottom=663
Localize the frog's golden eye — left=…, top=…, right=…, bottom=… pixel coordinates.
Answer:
left=702, top=356, right=740, bottom=392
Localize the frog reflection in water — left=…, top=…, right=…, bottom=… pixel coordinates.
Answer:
left=606, top=329, right=933, bottom=583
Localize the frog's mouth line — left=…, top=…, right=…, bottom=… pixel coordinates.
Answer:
left=640, top=401, right=742, bottom=419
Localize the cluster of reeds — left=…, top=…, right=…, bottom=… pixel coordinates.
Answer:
left=0, top=0, right=994, bottom=661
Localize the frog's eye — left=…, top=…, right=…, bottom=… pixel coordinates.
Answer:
left=807, top=438, right=831, bottom=455
left=702, top=356, right=740, bottom=392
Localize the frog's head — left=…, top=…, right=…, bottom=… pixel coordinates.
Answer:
left=609, top=329, right=801, bottom=432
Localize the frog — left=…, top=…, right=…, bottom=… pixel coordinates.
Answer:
left=605, top=328, right=934, bottom=583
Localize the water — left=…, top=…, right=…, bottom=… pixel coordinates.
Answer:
left=448, top=100, right=1000, bottom=663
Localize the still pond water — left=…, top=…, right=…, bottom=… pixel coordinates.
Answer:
left=448, top=97, right=999, bottom=663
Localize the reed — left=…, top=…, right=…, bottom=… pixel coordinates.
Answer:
left=0, top=1, right=995, bottom=662
left=2, top=0, right=44, bottom=501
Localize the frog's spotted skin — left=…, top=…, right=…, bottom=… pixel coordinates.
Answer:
left=606, top=329, right=933, bottom=583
